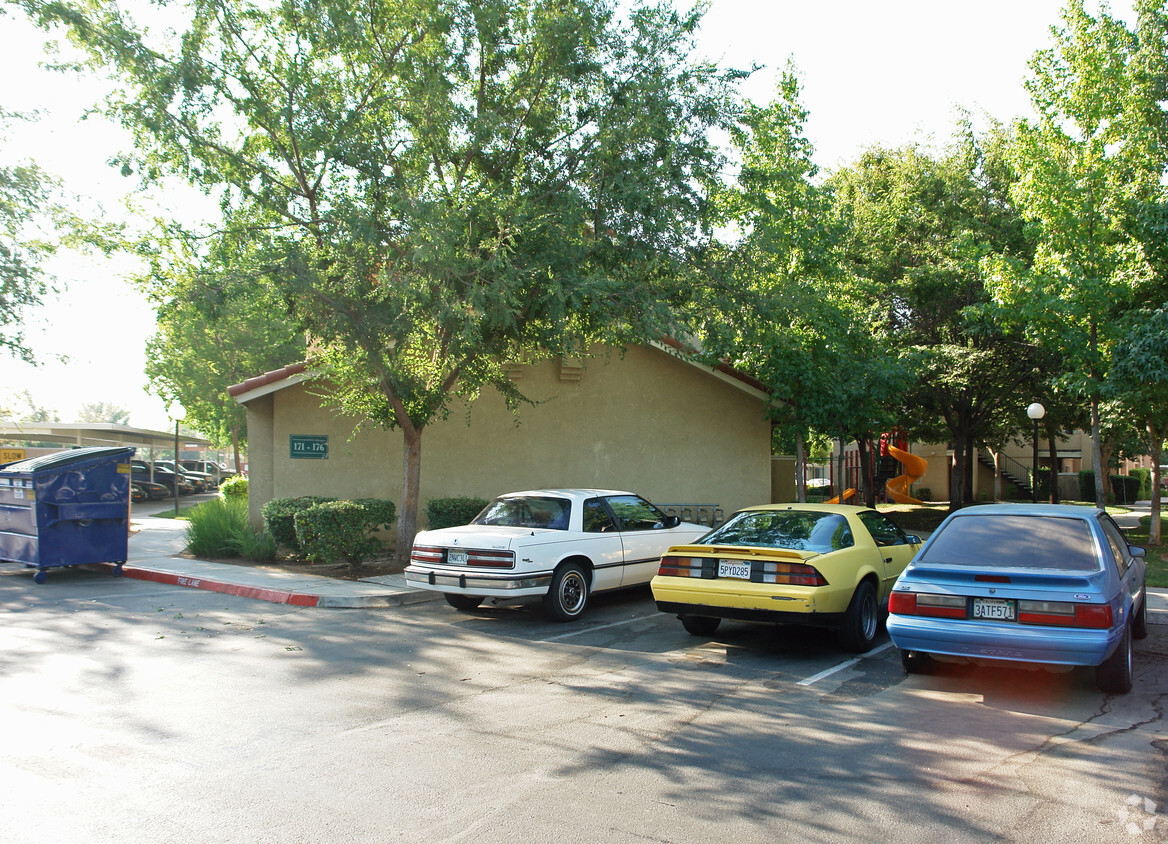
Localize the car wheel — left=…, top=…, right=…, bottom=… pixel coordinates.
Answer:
left=900, top=649, right=933, bottom=675
left=680, top=615, right=721, bottom=637
left=1132, top=588, right=1148, bottom=640
left=1095, top=622, right=1133, bottom=694
left=544, top=562, right=589, bottom=622
left=837, top=580, right=879, bottom=653
left=444, top=594, right=484, bottom=612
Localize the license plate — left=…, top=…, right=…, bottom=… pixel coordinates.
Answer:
left=717, top=559, right=751, bottom=580
left=973, top=597, right=1015, bottom=621
left=447, top=549, right=468, bottom=565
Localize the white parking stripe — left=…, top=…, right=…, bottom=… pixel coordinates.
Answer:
left=544, top=614, right=657, bottom=641
left=797, top=641, right=893, bottom=686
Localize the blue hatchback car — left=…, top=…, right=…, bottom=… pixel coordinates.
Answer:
left=886, top=504, right=1147, bottom=693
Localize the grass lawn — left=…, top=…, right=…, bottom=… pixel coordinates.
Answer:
left=1122, top=516, right=1168, bottom=588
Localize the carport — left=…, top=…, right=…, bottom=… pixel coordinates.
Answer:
left=0, top=421, right=215, bottom=466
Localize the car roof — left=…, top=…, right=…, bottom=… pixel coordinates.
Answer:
left=497, top=489, right=635, bottom=501
left=943, top=503, right=1105, bottom=521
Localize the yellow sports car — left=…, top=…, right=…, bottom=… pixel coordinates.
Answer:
left=650, top=503, right=923, bottom=652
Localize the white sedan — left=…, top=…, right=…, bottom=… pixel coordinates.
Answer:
left=405, top=489, right=709, bottom=621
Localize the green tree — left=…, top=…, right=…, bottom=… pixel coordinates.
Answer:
left=0, top=109, right=66, bottom=362
left=987, top=0, right=1162, bottom=508
left=695, top=68, right=890, bottom=502
left=1108, top=307, right=1168, bottom=541
left=23, top=0, right=743, bottom=558
left=142, top=237, right=306, bottom=474
left=830, top=128, right=1037, bottom=509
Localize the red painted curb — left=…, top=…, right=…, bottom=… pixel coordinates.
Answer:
left=92, top=563, right=320, bottom=607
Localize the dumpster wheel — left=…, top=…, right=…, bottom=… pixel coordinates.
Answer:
left=33, top=569, right=47, bottom=584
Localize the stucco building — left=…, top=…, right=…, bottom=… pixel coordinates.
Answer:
left=229, top=343, right=775, bottom=534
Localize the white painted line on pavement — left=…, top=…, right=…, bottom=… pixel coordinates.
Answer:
left=797, top=641, right=893, bottom=686
left=545, top=614, right=658, bottom=642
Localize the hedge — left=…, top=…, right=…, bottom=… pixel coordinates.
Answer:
left=426, top=496, right=489, bottom=530
left=261, top=496, right=336, bottom=552
left=294, top=500, right=385, bottom=565
left=1077, top=471, right=1143, bottom=504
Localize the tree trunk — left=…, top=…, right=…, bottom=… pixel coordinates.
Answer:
left=991, top=448, right=1003, bottom=501
left=1090, top=396, right=1105, bottom=508
left=1149, top=420, right=1161, bottom=546
left=395, top=426, right=423, bottom=566
left=949, top=432, right=966, bottom=512
left=794, top=429, right=807, bottom=503
left=1046, top=427, right=1059, bottom=504
left=963, top=440, right=975, bottom=504
left=858, top=438, right=875, bottom=508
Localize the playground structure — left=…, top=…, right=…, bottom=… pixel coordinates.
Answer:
left=824, top=431, right=927, bottom=505
left=885, top=443, right=927, bottom=504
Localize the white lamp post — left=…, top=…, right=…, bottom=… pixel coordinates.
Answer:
left=1027, top=402, right=1046, bottom=504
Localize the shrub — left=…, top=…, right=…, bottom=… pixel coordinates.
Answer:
left=426, top=496, right=489, bottom=529
left=229, top=524, right=278, bottom=561
left=262, top=496, right=336, bottom=551
left=351, top=497, right=396, bottom=530
left=1077, top=470, right=1143, bottom=504
left=185, top=497, right=249, bottom=558
left=219, top=475, right=248, bottom=500
left=1130, top=467, right=1152, bottom=500
left=294, top=500, right=382, bottom=565
left=1112, top=474, right=1141, bottom=504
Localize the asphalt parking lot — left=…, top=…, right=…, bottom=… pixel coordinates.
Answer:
left=2, top=566, right=1166, bottom=843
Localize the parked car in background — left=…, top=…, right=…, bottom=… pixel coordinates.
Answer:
left=651, top=503, right=922, bottom=652
left=155, top=460, right=216, bottom=491
left=886, top=503, right=1147, bottom=694
left=131, top=483, right=146, bottom=504
left=182, top=459, right=232, bottom=483
left=130, top=460, right=194, bottom=496
left=406, top=489, right=708, bottom=621
left=132, top=479, right=170, bottom=501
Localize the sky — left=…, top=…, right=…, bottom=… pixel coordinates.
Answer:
left=0, top=0, right=1137, bottom=432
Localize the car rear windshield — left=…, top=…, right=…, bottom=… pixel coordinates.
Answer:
left=472, top=496, right=571, bottom=530
left=918, top=514, right=1101, bottom=571
left=698, top=510, right=854, bottom=553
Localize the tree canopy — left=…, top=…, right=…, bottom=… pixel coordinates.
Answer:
left=23, top=0, right=745, bottom=556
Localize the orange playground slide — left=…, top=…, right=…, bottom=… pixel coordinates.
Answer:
left=827, top=488, right=858, bottom=504
left=886, top=445, right=927, bottom=504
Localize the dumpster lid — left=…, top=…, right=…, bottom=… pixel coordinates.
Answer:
left=0, top=446, right=136, bottom=473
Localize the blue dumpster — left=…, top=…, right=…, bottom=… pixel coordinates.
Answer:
left=0, top=446, right=135, bottom=583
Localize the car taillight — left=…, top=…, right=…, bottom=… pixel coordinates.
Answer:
left=1015, top=600, right=1112, bottom=628
left=888, top=591, right=917, bottom=615
left=658, top=555, right=706, bottom=577
left=756, top=561, right=827, bottom=586
left=888, top=591, right=966, bottom=618
left=465, top=549, right=515, bottom=567
left=411, top=545, right=443, bottom=565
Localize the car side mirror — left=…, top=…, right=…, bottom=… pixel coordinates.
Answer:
left=1130, top=546, right=1146, bottom=558
left=907, top=534, right=922, bottom=545
left=662, top=515, right=681, bottom=528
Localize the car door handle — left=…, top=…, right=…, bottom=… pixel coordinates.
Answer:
left=884, top=557, right=893, bottom=563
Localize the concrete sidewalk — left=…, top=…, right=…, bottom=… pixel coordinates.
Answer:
left=94, top=502, right=441, bottom=609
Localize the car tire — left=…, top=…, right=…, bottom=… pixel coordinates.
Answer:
left=837, top=580, right=879, bottom=653
left=1132, top=588, right=1148, bottom=641
left=680, top=615, right=721, bottom=637
left=1095, top=622, right=1133, bottom=694
left=544, top=562, right=589, bottom=622
left=444, top=594, right=484, bottom=612
left=900, top=649, right=933, bottom=675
